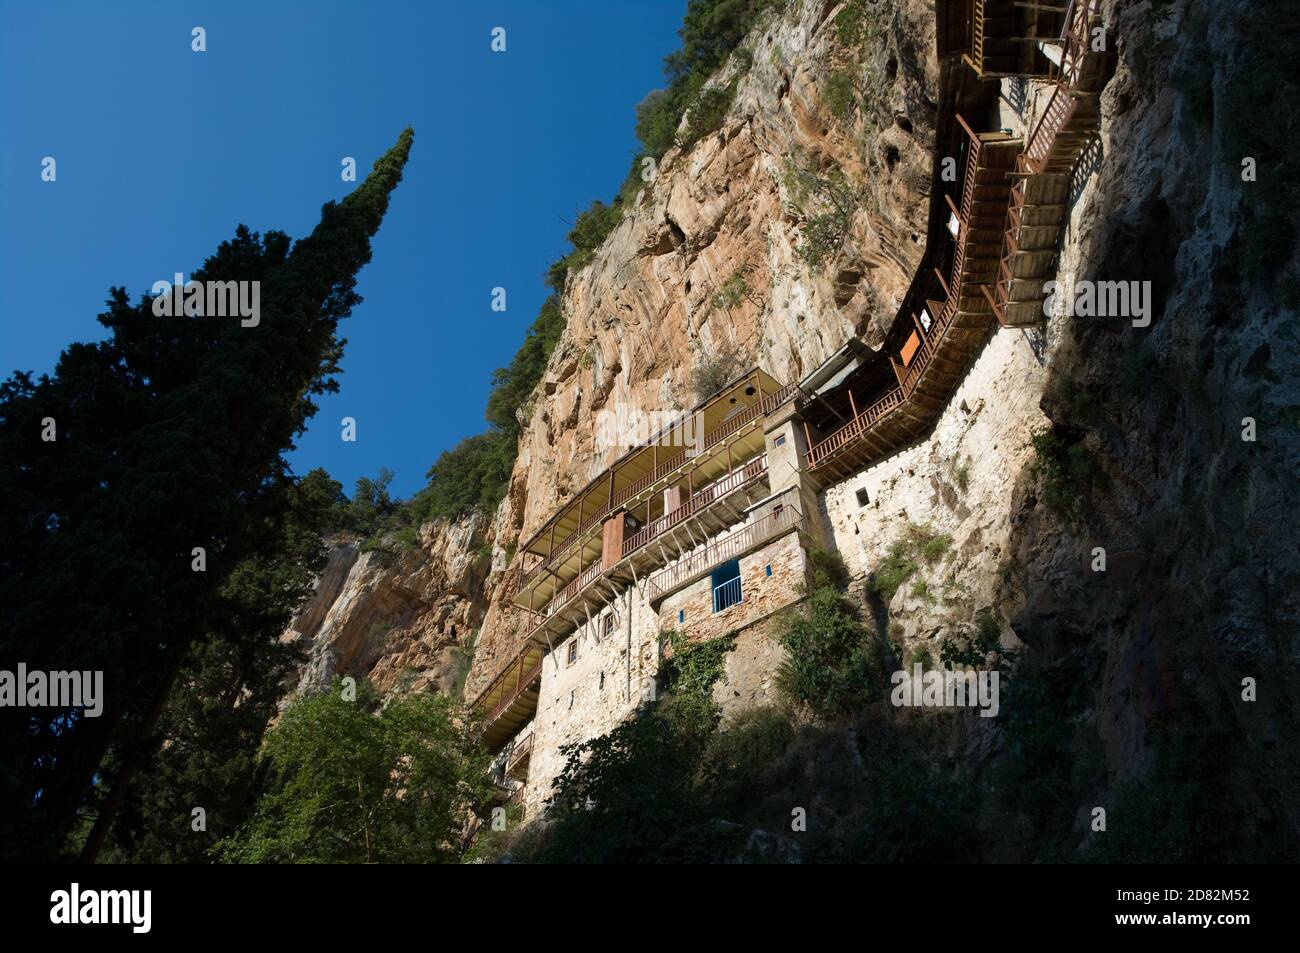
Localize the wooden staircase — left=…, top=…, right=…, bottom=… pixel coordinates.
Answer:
left=988, top=0, right=1113, bottom=327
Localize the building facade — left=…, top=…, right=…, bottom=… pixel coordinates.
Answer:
left=472, top=0, right=1112, bottom=822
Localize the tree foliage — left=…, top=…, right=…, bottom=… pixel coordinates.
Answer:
left=96, top=468, right=344, bottom=862
left=0, top=129, right=414, bottom=861
left=219, top=682, right=492, bottom=863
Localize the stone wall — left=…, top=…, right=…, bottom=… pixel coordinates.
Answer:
left=659, top=529, right=808, bottom=647
left=523, top=581, right=663, bottom=814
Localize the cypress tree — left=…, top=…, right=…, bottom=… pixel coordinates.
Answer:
left=0, top=128, right=414, bottom=861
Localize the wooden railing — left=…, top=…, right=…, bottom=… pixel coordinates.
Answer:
left=1024, top=82, right=1076, bottom=173
left=806, top=387, right=903, bottom=468
left=506, top=732, right=534, bottom=775
left=804, top=116, right=976, bottom=472
left=620, top=454, right=768, bottom=557
left=518, top=501, right=614, bottom=593
left=611, top=383, right=799, bottom=508
left=520, top=384, right=800, bottom=593
left=647, top=504, right=803, bottom=601
left=950, top=116, right=984, bottom=283
left=483, top=656, right=543, bottom=725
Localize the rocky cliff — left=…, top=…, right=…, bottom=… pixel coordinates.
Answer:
left=280, top=0, right=1300, bottom=859
left=470, top=0, right=940, bottom=696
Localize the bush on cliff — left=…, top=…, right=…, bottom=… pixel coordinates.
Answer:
left=220, top=681, right=492, bottom=863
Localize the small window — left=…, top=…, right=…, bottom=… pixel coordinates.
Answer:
left=856, top=488, right=870, bottom=507
left=765, top=564, right=772, bottom=577
left=603, top=613, right=615, bottom=637
left=568, top=690, right=575, bottom=710
left=678, top=609, right=684, bottom=624
left=772, top=503, right=784, bottom=520
left=599, top=671, right=605, bottom=691
left=567, top=642, right=578, bottom=666
left=711, top=559, right=742, bottom=613
left=773, top=433, right=786, bottom=447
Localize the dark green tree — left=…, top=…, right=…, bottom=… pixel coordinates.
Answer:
left=0, top=129, right=414, bottom=862
left=96, top=468, right=344, bottom=863
left=217, top=682, right=492, bottom=863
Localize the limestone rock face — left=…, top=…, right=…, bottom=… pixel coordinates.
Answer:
left=276, top=0, right=1300, bottom=858
left=282, top=517, right=487, bottom=702
left=468, top=0, right=937, bottom=699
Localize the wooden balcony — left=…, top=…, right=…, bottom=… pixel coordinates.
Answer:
left=647, top=499, right=804, bottom=604
left=514, top=381, right=800, bottom=613
left=519, top=447, right=773, bottom=647
left=472, top=643, right=545, bottom=752
left=514, top=374, right=796, bottom=604
left=964, top=0, right=1066, bottom=79
left=620, top=454, right=768, bottom=558
left=804, top=118, right=1021, bottom=481
left=505, top=732, right=533, bottom=781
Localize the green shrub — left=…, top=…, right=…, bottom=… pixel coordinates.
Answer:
left=782, top=156, right=862, bottom=267
left=920, top=533, right=952, bottom=563
left=1030, top=428, right=1103, bottom=517
left=533, top=629, right=738, bottom=862
left=834, top=0, right=881, bottom=46
left=938, top=610, right=1011, bottom=670
left=872, top=542, right=918, bottom=601
left=954, top=459, right=971, bottom=492
left=806, top=546, right=851, bottom=591
left=689, top=340, right=748, bottom=402
left=870, top=524, right=949, bottom=601
left=698, top=705, right=794, bottom=807
left=461, top=803, right=524, bottom=864
left=777, top=587, right=883, bottom=716
left=680, top=81, right=738, bottom=149
left=219, top=682, right=492, bottom=863
left=416, top=431, right=516, bottom=523
left=1082, top=712, right=1262, bottom=863
left=710, top=272, right=751, bottom=311
left=823, top=71, right=857, bottom=121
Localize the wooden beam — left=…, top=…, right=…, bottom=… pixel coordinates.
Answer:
left=889, top=355, right=905, bottom=388
left=934, top=267, right=952, bottom=299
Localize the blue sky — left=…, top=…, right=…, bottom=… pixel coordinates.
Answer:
left=0, top=0, right=684, bottom=498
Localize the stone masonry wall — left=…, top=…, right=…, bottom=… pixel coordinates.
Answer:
left=659, top=529, right=808, bottom=647
left=523, top=581, right=663, bottom=814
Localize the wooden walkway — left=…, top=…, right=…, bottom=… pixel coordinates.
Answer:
left=806, top=0, right=1112, bottom=477
left=990, top=0, right=1113, bottom=326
